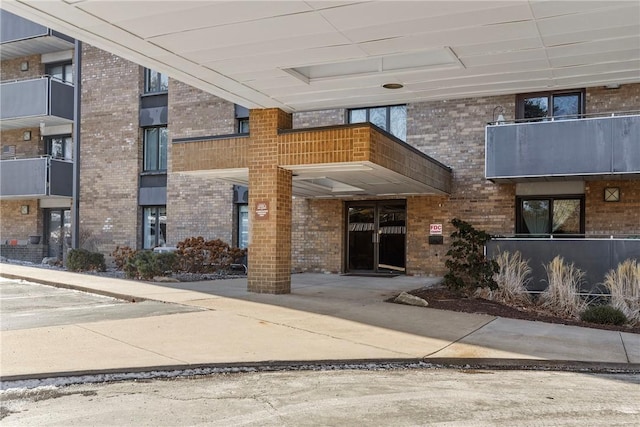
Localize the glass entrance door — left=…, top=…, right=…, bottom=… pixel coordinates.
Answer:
left=347, top=201, right=406, bottom=274
left=46, top=209, right=71, bottom=259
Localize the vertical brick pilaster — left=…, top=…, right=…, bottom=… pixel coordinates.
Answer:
left=247, top=109, right=293, bottom=294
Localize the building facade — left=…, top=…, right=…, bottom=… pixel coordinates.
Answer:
left=2, top=10, right=638, bottom=294
left=0, top=9, right=76, bottom=263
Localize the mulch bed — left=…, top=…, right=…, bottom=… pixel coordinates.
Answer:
left=407, top=286, right=640, bottom=334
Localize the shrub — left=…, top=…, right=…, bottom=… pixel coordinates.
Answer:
left=67, top=249, right=106, bottom=272
left=176, top=237, right=247, bottom=274
left=126, top=250, right=178, bottom=280
left=444, top=218, right=498, bottom=296
left=111, top=245, right=138, bottom=270
left=581, top=305, right=628, bottom=326
left=477, top=250, right=532, bottom=305
left=540, top=256, right=587, bottom=318
left=603, top=259, right=640, bottom=325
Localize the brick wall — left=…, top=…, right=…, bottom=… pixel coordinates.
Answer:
left=407, top=95, right=517, bottom=235
left=167, top=79, right=237, bottom=246
left=291, top=198, right=343, bottom=273
left=293, top=109, right=345, bottom=128
left=0, top=54, right=44, bottom=81
left=79, top=44, right=141, bottom=255
left=586, top=83, right=640, bottom=114
left=1, top=128, right=43, bottom=159
left=0, top=244, right=46, bottom=263
left=168, top=80, right=236, bottom=139
left=586, top=180, right=640, bottom=236
left=167, top=177, right=234, bottom=244
left=0, top=200, right=41, bottom=242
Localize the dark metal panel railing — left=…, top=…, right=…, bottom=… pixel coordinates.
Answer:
left=0, top=156, right=73, bottom=198
left=0, top=76, right=74, bottom=121
left=485, top=113, right=640, bottom=181
left=487, top=238, right=640, bottom=294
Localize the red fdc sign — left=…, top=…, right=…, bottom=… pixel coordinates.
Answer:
left=430, top=224, right=443, bottom=235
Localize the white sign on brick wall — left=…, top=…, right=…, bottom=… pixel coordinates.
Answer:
left=429, top=224, right=443, bottom=235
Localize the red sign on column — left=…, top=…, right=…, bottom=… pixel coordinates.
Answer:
left=255, top=200, right=270, bottom=220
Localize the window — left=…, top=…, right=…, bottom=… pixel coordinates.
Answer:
left=143, top=127, right=168, bottom=172
left=516, top=90, right=584, bottom=121
left=46, top=62, right=73, bottom=83
left=46, top=135, right=72, bottom=160
left=235, top=104, right=249, bottom=133
left=348, top=105, right=407, bottom=141
left=237, top=204, right=249, bottom=249
left=144, top=68, right=168, bottom=93
left=143, top=206, right=166, bottom=249
left=516, top=196, right=584, bottom=237
left=238, top=118, right=250, bottom=134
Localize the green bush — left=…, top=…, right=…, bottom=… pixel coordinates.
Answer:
left=126, top=250, right=177, bottom=280
left=580, top=305, right=628, bottom=326
left=444, top=218, right=498, bottom=296
left=67, top=249, right=106, bottom=272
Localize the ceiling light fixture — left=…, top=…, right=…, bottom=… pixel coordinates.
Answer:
left=383, top=83, right=403, bottom=90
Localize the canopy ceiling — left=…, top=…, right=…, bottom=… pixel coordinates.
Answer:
left=3, top=1, right=639, bottom=112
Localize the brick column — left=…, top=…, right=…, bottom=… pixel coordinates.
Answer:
left=247, top=109, right=293, bottom=293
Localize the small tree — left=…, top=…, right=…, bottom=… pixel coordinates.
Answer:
left=444, top=218, right=498, bottom=295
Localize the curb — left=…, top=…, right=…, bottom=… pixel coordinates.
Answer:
left=2, top=358, right=639, bottom=390
left=0, top=272, right=145, bottom=303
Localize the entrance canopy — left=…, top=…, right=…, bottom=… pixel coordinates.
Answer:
left=173, top=122, right=452, bottom=198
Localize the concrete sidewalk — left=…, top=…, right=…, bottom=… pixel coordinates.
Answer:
left=1, top=263, right=638, bottom=381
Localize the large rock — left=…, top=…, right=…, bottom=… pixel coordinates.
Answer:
left=394, top=291, right=429, bottom=307
left=153, top=276, right=180, bottom=283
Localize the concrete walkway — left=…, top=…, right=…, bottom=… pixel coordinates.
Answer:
left=1, top=263, right=638, bottom=380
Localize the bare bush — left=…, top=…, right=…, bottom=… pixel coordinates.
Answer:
left=176, top=237, right=247, bottom=274
left=540, top=256, right=588, bottom=319
left=78, top=227, right=101, bottom=252
left=487, top=250, right=532, bottom=305
left=603, top=259, right=640, bottom=325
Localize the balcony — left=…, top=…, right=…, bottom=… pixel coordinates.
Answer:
left=487, top=237, right=640, bottom=294
left=485, top=113, right=640, bottom=183
left=0, top=156, right=73, bottom=200
left=0, top=76, right=74, bottom=130
left=1, top=9, right=74, bottom=60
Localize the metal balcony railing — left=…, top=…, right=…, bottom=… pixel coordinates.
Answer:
left=0, top=76, right=74, bottom=128
left=485, top=112, right=640, bottom=182
left=487, top=236, right=640, bottom=293
left=0, top=156, right=73, bottom=199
